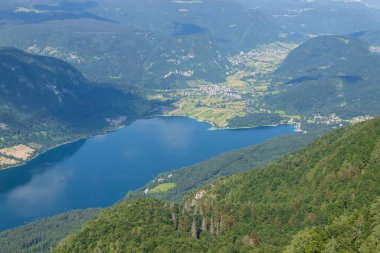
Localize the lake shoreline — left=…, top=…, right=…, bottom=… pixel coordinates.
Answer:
left=0, top=116, right=296, bottom=231
left=146, top=114, right=295, bottom=131
left=0, top=125, right=126, bottom=172
left=0, top=115, right=295, bottom=172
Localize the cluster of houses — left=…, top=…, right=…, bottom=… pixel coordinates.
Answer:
left=307, top=114, right=374, bottom=125
left=0, top=123, right=7, bottom=130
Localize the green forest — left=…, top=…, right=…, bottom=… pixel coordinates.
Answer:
left=50, top=115, right=380, bottom=252
left=127, top=132, right=320, bottom=202
left=0, top=209, right=99, bottom=253
left=1, top=1, right=380, bottom=252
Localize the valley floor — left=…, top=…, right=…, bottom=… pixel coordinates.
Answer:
left=149, top=42, right=374, bottom=131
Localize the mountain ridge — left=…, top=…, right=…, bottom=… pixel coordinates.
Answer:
left=265, top=35, right=380, bottom=118
left=51, top=116, right=380, bottom=252
left=0, top=47, right=155, bottom=168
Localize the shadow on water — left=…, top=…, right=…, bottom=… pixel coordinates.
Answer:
left=172, top=22, right=208, bottom=37
left=0, top=1, right=115, bottom=25
left=33, top=1, right=98, bottom=12
left=338, top=75, right=363, bottom=83
left=285, top=75, right=321, bottom=85
left=0, top=11, right=116, bottom=24
left=0, top=140, right=86, bottom=194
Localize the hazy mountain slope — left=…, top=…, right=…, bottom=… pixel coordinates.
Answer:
left=0, top=0, right=114, bottom=24
left=265, top=35, right=380, bottom=118
left=93, top=0, right=283, bottom=54
left=143, top=32, right=231, bottom=88
left=235, top=0, right=380, bottom=35
left=0, top=47, right=145, bottom=128
left=0, top=47, right=153, bottom=168
left=356, top=30, right=380, bottom=46
left=52, top=116, right=380, bottom=252
left=0, top=21, right=230, bottom=89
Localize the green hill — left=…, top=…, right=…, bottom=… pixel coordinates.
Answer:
left=265, top=35, right=380, bottom=118
left=52, top=116, right=380, bottom=252
left=0, top=131, right=319, bottom=253
left=127, top=132, right=319, bottom=202
left=0, top=209, right=99, bottom=253
left=0, top=47, right=154, bottom=168
left=285, top=198, right=380, bottom=252
left=0, top=47, right=140, bottom=125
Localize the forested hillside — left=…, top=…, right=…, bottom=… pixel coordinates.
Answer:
left=0, top=209, right=99, bottom=253
left=0, top=131, right=319, bottom=253
left=91, top=0, right=283, bottom=54
left=0, top=47, right=155, bottom=168
left=0, top=22, right=231, bottom=89
left=265, top=35, right=380, bottom=118
left=285, top=198, right=380, bottom=252
left=52, top=116, right=380, bottom=253
left=127, top=132, right=320, bottom=202
left=1, top=1, right=380, bottom=253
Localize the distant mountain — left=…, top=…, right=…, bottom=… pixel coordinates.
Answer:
left=265, top=35, right=380, bottom=118
left=142, top=32, right=231, bottom=88
left=92, top=0, right=284, bottom=54
left=52, top=114, right=380, bottom=253
left=236, top=0, right=380, bottom=36
left=0, top=20, right=231, bottom=89
left=354, top=29, right=380, bottom=46
left=0, top=1, right=113, bottom=24
left=0, top=48, right=153, bottom=161
left=0, top=47, right=144, bottom=128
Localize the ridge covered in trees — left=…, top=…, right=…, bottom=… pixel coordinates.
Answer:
left=52, top=117, right=380, bottom=252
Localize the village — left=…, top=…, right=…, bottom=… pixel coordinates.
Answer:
left=174, top=84, right=243, bottom=101
left=229, top=42, right=298, bottom=73
left=307, top=114, right=374, bottom=125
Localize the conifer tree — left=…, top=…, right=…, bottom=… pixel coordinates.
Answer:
left=191, top=218, right=198, bottom=239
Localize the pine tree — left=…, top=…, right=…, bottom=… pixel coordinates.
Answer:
left=249, top=233, right=260, bottom=247
left=171, top=212, right=178, bottom=229
left=180, top=215, right=190, bottom=232
left=219, top=216, right=223, bottom=234
left=210, top=216, right=215, bottom=235
left=275, top=215, right=282, bottom=228
left=191, top=218, right=198, bottom=239
left=201, top=216, right=208, bottom=233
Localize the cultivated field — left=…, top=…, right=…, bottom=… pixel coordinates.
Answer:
left=0, top=144, right=35, bottom=160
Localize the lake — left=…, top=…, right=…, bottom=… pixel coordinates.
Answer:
left=0, top=116, right=294, bottom=231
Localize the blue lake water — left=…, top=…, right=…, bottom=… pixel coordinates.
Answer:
left=0, top=116, right=294, bottom=231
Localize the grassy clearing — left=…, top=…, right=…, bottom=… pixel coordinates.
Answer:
left=150, top=183, right=177, bottom=193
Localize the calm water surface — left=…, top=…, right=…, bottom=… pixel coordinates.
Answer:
left=0, top=117, right=294, bottom=230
